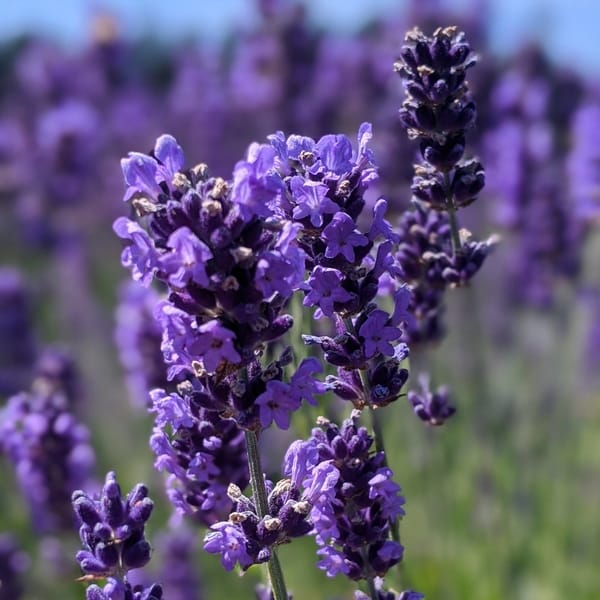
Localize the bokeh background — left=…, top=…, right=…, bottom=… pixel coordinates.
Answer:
left=0, top=1, right=599, bottom=599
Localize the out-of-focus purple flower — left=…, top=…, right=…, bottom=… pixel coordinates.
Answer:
left=0, top=533, right=30, bottom=600
left=115, top=283, right=175, bottom=408
left=0, top=386, right=96, bottom=533
left=567, top=101, right=600, bottom=221
left=154, top=526, right=202, bottom=600
left=32, top=345, right=80, bottom=406
left=408, top=374, right=455, bottom=426
left=0, top=268, right=36, bottom=397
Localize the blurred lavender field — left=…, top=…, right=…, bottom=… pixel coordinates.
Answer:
left=0, top=1, right=599, bottom=599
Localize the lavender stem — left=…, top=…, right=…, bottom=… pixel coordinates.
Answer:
left=444, top=172, right=463, bottom=257
left=245, top=429, right=288, bottom=600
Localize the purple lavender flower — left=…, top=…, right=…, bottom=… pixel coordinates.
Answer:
left=113, top=218, right=159, bottom=286
left=84, top=579, right=163, bottom=600
left=204, top=472, right=313, bottom=572
left=256, top=357, right=326, bottom=429
left=160, top=226, right=212, bottom=288
left=115, top=134, right=306, bottom=426
left=358, top=309, right=402, bottom=359
left=408, top=374, right=455, bottom=426
left=0, top=268, right=36, bottom=397
left=303, top=267, right=353, bottom=319
left=154, top=526, right=202, bottom=600
left=150, top=385, right=249, bottom=525
left=0, top=386, right=96, bottom=533
left=73, top=472, right=155, bottom=587
left=204, top=521, right=254, bottom=571
left=0, top=533, right=30, bottom=600
left=289, top=177, right=339, bottom=228
left=286, top=414, right=405, bottom=581
left=323, top=212, right=369, bottom=262
left=33, top=345, right=80, bottom=406
left=568, top=101, right=600, bottom=221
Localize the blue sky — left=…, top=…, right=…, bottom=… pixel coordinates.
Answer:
left=1, top=0, right=599, bottom=74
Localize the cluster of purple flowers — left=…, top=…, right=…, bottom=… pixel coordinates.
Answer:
left=150, top=384, right=249, bottom=525
left=482, top=50, right=584, bottom=308
left=72, top=471, right=163, bottom=600
left=204, top=413, right=404, bottom=584
left=393, top=26, right=493, bottom=344
left=114, top=133, right=313, bottom=428
left=290, top=415, right=405, bottom=581
left=0, top=357, right=95, bottom=534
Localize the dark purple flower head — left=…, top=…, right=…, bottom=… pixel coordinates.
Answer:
left=85, top=579, right=164, bottom=600
left=73, top=472, right=154, bottom=579
left=116, top=134, right=305, bottom=385
left=408, top=374, right=455, bottom=426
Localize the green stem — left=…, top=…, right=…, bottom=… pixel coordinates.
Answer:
left=366, top=575, right=379, bottom=600
left=245, top=429, right=288, bottom=600
left=443, top=172, right=462, bottom=257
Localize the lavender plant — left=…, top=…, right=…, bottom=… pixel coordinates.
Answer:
left=105, top=22, right=500, bottom=600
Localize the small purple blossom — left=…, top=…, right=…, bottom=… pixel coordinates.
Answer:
left=121, top=152, right=161, bottom=202
left=359, top=310, right=402, bottom=359
left=289, top=176, right=339, bottom=227
left=408, top=375, right=455, bottom=426
left=323, top=212, right=369, bottom=262
left=204, top=521, right=253, bottom=571
left=303, top=266, right=353, bottom=318
left=192, top=320, right=241, bottom=373
left=113, top=218, right=158, bottom=286
left=160, top=226, right=212, bottom=288
left=256, top=380, right=302, bottom=429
